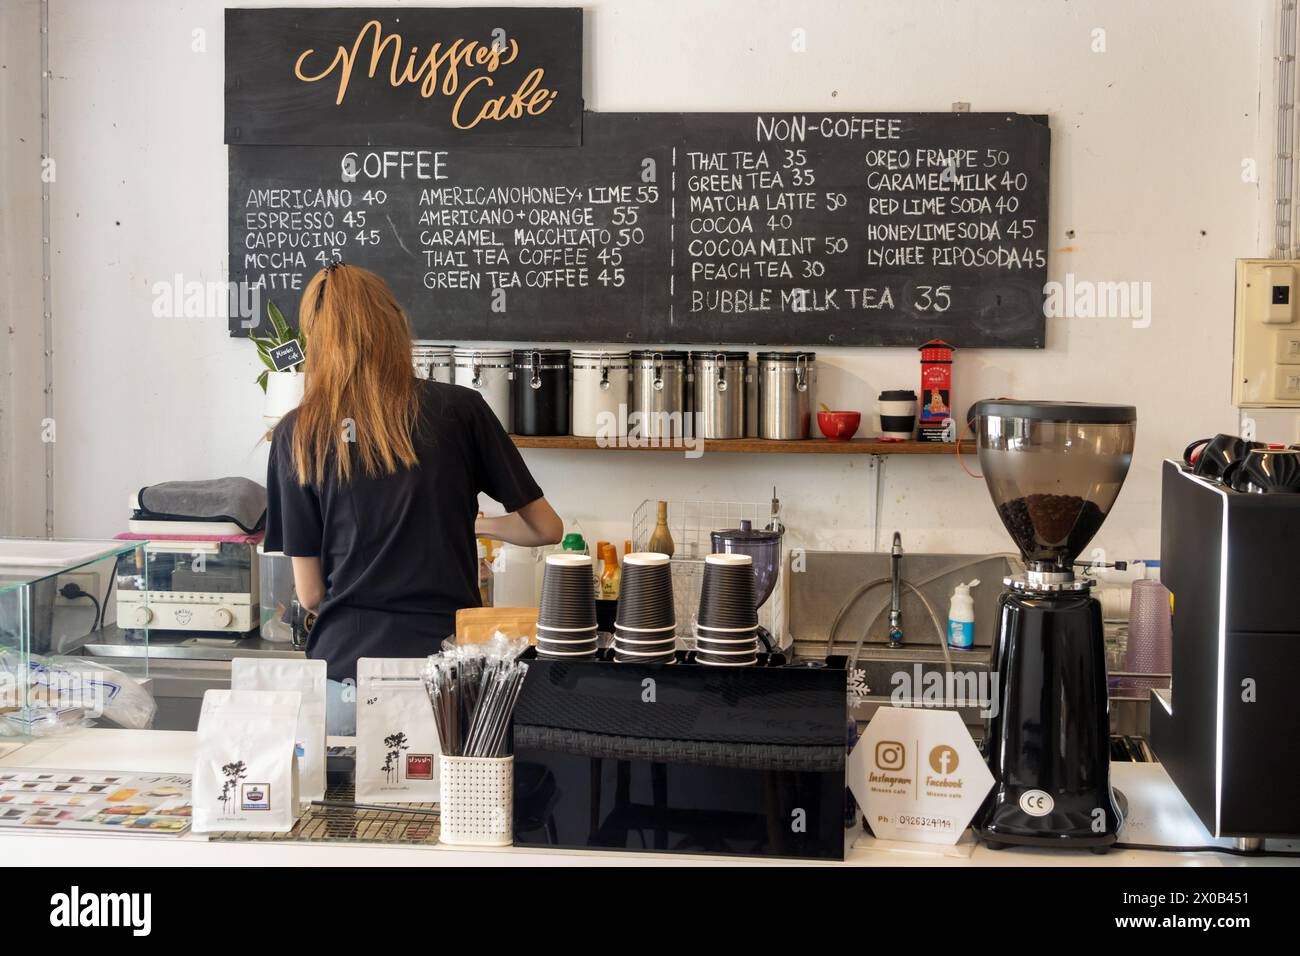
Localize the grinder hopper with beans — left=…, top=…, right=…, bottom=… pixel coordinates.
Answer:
left=971, top=399, right=1137, bottom=852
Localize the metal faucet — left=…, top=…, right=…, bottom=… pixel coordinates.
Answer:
left=888, top=532, right=904, bottom=647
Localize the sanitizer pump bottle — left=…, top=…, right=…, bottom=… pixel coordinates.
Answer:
left=947, top=580, right=980, bottom=649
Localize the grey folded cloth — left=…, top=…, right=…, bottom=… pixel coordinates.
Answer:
left=137, top=477, right=268, bottom=533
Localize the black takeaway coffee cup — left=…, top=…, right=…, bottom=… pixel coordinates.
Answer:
left=878, top=390, right=918, bottom=441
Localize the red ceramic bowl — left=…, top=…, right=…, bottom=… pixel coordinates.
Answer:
left=817, top=410, right=861, bottom=441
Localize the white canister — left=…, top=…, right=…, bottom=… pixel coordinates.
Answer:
left=411, top=342, right=454, bottom=383
left=453, top=347, right=513, bottom=431
left=571, top=349, right=630, bottom=438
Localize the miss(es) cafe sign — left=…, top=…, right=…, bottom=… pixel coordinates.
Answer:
left=224, top=7, right=582, bottom=146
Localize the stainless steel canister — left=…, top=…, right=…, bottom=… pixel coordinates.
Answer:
left=684, top=353, right=696, bottom=425
left=629, top=350, right=686, bottom=441
left=757, top=351, right=816, bottom=439
left=691, top=351, right=748, bottom=439
left=411, top=342, right=454, bottom=383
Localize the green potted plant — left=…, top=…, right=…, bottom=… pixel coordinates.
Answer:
left=252, top=301, right=306, bottom=430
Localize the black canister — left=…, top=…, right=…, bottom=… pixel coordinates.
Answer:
left=512, top=349, right=572, bottom=436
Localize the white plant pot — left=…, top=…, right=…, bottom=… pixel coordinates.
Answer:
left=263, top=371, right=304, bottom=431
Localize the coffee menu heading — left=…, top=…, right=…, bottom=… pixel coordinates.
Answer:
left=225, top=7, right=583, bottom=146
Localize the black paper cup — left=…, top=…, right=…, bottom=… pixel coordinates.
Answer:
left=539, top=554, right=597, bottom=629
left=615, top=553, right=676, bottom=630
left=695, top=651, right=757, bottom=667
left=696, top=636, right=757, bottom=653
left=696, top=554, right=758, bottom=630
left=612, top=640, right=676, bottom=655
left=613, top=630, right=677, bottom=642
left=535, top=632, right=600, bottom=647
left=537, top=637, right=598, bottom=658
left=614, top=641, right=676, bottom=657
left=695, top=623, right=757, bottom=638
left=614, top=622, right=677, bottom=635
left=614, top=648, right=676, bottom=664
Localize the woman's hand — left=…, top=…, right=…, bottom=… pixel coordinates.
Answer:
left=476, top=497, right=564, bottom=547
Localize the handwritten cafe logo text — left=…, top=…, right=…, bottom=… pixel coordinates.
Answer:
left=293, top=20, right=560, bottom=131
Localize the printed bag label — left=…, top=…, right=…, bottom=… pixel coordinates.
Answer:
left=241, top=783, right=271, bottom=811
left=406, top=754, right=435, bottom=781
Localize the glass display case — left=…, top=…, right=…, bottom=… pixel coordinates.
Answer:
left=0, top=538, right=150, bottom=737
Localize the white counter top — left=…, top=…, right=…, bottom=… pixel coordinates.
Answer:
left=1, top=729, right=1292, bottom=867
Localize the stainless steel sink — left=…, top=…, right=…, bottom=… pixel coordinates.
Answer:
left=849, top=645, right=994, bottom=732
left=786, top=549, right=1019, bottom=733
left=788, top=549, right=1019, bottom=658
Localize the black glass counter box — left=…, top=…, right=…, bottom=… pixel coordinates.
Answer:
left=511, top=651, right=848, bottom=860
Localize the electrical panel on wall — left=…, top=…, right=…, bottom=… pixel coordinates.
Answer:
left=1234, top=259, right=1300, bottom=407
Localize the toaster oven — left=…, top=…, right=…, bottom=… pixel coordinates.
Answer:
left=115, top=540, right=259, bottom=635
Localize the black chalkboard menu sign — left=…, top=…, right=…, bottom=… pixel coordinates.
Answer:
left=229, top=112, right=1050, bottom=347
left=224, top=6, right=583, bottom=147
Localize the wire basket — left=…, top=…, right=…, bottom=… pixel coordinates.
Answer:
left=632, top=499, right=763, bottom=559
left=439, top=755, right=513, bottom=847
left=631, top=499, right=785, bottom=645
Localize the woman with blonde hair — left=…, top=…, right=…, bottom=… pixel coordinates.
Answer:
left=264, top=263, right=562, bottom=732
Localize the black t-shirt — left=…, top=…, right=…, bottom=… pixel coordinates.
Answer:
left=264, top=380, right=543, bottom=682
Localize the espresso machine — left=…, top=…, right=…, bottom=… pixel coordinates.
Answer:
left=1151, top=454, right=1300, bottom=845
left=972, top=400, right=1136, bottom=850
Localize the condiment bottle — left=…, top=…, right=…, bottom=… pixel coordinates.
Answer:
left=598, top=543, right=621, bottom=599
left=561, top=531, right=589, bottom=555
left=947, top=580, right=980, bottom=649
left=477, top=540, right=495, bottom=607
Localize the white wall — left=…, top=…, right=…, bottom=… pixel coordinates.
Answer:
left=26, top=0, right=1296, bottom=563
left=0, top=0, right=49, bottom=537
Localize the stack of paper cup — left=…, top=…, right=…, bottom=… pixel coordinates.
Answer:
left=613, top=553, right=676, bottom=664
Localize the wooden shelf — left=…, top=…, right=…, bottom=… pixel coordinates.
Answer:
left=510, top=435, right=972, bottom=455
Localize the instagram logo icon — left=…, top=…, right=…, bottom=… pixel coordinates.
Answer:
left=874, top=740, right=906, bottom=771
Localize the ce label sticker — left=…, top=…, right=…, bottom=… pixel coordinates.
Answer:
left=1019, top=789, right=1054, bottom=817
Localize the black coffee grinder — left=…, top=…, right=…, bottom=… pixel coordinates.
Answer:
left=972, top=401, right=1136, bottom=851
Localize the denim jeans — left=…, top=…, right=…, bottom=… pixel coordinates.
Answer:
left=325, top=678, right=357, bottom=737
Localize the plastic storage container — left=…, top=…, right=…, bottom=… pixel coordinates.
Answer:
left=453, top=347, right=512, bottom=431
left=571, top=349, right=629, bottom=438
left=257, top=545, right=297, bottom=643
